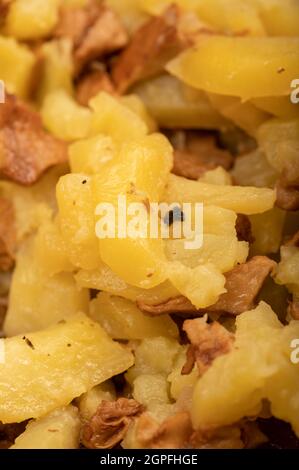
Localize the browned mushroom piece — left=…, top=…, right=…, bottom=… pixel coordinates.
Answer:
left=54, top=0, right=128, bottom=75
left=112, top=5, right=186, bottom=94
left=76, top=69, right=116, bottom=106
left=182, top=317, right=234, bottom=375
left=276, top=178, right=299, bottom=211
left=81, top=398, right=143, bottom=449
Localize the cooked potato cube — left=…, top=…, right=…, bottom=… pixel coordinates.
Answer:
left=164, top=175, right=276, bottom=215
left=191, top=302, right=299, bottom=437
left=0, top=36, right=36, bottom=98
left=0, top=313, right=134, bottom=423
left=89, top=292, right=178, bottom=339
left=41, top=90, right=91, bottom=141
left=11, top=406, right=80, bottom=449
left=250, top=208, right=286, bottom=255
left=37, top=39, right=74, bottom=104
left=69, top=135, right=116, bottom=174
left=4, top=0, right=60, bottom=40
left=89, top=92, right=148, bottom=142
left=4, top=238, right=88, bottom=336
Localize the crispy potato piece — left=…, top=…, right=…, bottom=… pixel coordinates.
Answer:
left=81, top=398, right=143, bottom=449
left=112, top=5, right=185, bottom=93
left=167, top=36, right=299, bottom=100
left=76, top=69, right=116, bottom=106
left=0, top=313, right=133, bottom=423
left=11, top=406, right=81, bottom=449
left=0, top=36, right=36, bottom=99
left=139, top=256, right=276, bottom=316
left=0, top=94, right=67, bottom=185
left=0, top=197, right=16, bottom=271
left=164, top=175, right=276, bottom=215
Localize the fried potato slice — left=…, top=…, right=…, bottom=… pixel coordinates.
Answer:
left=167, top=36, right=299, bottom=100
left=0, top=313, right=134, bottom=423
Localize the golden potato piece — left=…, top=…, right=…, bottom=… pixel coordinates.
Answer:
left=11, top=406, right=81, bottom=449
left=0, top=313, right=134, bottom=423
left=167, top=36, right=299, bottom=100
left=191, top=302, right=299, bottom=437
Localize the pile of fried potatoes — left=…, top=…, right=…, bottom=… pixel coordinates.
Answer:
left=0, top=0, right=299, bottom=450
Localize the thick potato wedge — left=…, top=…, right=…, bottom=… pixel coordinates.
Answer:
left=167, top=36, right=299, bottom=100
left=164, top=175, right=276, bottom=215
left=0, top=313, right=133, bottom=423
left=11, top=406, right=81, bottom=449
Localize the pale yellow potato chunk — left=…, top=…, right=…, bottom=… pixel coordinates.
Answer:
left=126, top=336, right=180, bottom=384
left=11, top=406, right=80, bottom=449
left=120, top=94, right=157, bottom=134
left=208, top=93, right=270, bottom=137
left=89, top=92, right=148, bottom=142
left=4, top=0, right=60, bottom=40
left=191, top=302, right=299, bottom=437
left=78, top=382, right=116, bottom=422
left=199, top=167, right=232, bottom=186
left=89, top=292, right=178, bottom=340
left=69, top=135, right=116, bottom=175
left=275, top=246, right=299, bottom=295
left=164, top=174, right=275, bottom=215
left=0, top=313, right=134, bottom=423
left=0, top=36, right=36, bottom=98
left=167, top=36, right=299, bottom=100
left=42, top=90, right=91, bottom=141
left=195, top=0, right=265, bottom=36
left=37, top=39, right=74, bottom=104
left=165, top=235, right=248, bottom=273
left=75, top=263, right=180, bottom=304
left=56, top=174, right=101, bottom=270
left=4, top=238, right=88, bottom=336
